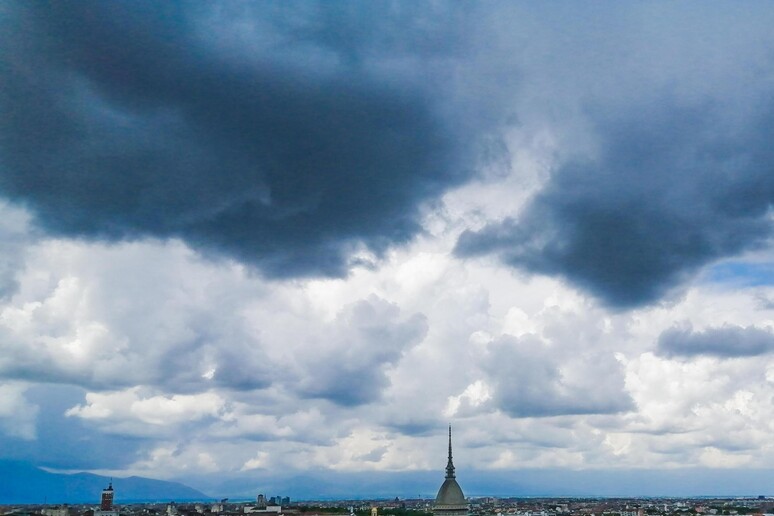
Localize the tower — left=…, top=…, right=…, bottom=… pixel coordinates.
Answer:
left=433, top=426, right=468, bottom=516
left=101, top=482, right=114, bottom=511
left=95, top=481, right=119, bottom=516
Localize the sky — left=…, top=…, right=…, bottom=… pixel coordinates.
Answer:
left=3, top=0, right=774, bottom=499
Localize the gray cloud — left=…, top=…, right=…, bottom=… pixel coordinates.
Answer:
left=295, top=296, right=428, bottom=406
left=0, top=1, right=482, bottom=279
left=0, top=203, right=32, bottom=299
left=658, top=323, right=774, bottom=358
left=457, top=97, right=774, bottom=308
left=483, top=335, right=633, bottom=418
left=0, top=278, right=274, bottom=394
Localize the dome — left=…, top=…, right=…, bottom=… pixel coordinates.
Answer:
left=435, top=477, right=466, bottom=506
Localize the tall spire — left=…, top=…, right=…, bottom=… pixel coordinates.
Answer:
left=445, top=424, right=455, bottom=478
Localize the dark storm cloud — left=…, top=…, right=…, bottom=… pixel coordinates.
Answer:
left=0, top=1, right=478, bottom=278
left=658, top=323, right=774, bottom=358
left=456, top=99, right=774, bottom=308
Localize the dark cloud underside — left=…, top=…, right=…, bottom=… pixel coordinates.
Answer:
left=0, top=2, right=474, bottom=278
left=658, top=323, right=774, bottom=358
left=457, top=100, right=774, bottom=308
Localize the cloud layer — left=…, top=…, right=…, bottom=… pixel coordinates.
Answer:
left=2, top=1, right=774, bottom=499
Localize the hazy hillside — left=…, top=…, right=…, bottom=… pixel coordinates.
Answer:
left=0, top=461, right=210, bottom=504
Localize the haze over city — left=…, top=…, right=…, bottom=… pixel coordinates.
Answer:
left=2, top=1, right=774, bottom=501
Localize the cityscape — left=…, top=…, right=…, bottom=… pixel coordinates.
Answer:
left=8, top=492, right=774, bottom=516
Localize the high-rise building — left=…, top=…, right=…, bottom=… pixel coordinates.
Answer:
left=433, top=426, right=468, bottom=516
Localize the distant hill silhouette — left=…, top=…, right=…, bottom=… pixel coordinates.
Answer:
left=0, top=461, right=210, bottom=504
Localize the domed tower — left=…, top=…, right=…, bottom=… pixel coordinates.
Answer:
left=433, top=426, right=468, bottom=516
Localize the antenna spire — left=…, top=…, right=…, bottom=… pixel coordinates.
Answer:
left=445, top=424, right=455, bottom=478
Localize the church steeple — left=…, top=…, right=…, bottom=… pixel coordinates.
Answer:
left=445, top=425, right=455, bottom=479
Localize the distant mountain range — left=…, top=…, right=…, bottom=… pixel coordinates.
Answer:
left=0, top=461, right=210, bottom=505
left=4, top=461, right=774, bottom=503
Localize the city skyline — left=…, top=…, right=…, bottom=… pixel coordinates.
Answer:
left=2, top=1, right=774, bottom=498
